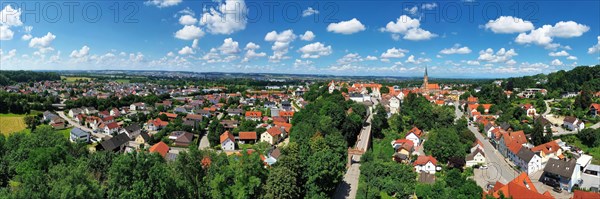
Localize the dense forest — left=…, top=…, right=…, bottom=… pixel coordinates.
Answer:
left=0, top=71, right=61, bottom=86
left=0, top=92, right=60, bottom=114
left=504, top=65, right=600, bottom=95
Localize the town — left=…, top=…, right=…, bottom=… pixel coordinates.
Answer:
left=1, top=66, right=599, bottom=199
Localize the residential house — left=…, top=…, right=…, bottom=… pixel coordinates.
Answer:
left=522, top=104, right=537, bottom=117
left=542, top=159, right=582, bottom=192
left=414, top=155, right=439, bottom=174
left=498, top=130, right=527, bottom=160
left=42, top=111, right=59, bottom=122
left=245, top=111, right=262, bottom=121
left=391, top=139, right=414, bottom=163
left=515, top=147, right=542, bottom=175
left=194, top=109, right=210, bottom=118
left=389, top=96, right=401, bottom=114
left=96, top=133, right=131, bottom=152
left=563, top=116, right=585, bottom=131
left=110, top=108, right=120, bottom=117
left=101, top=116, right=115, bottom=123
left=68, top=108, right=84, bottom=118
left=572, top=190, right=600, bottom=199
left=405, top=127, right=424, bottom=147
left=279, top=111, right=294, bottom=122
left=147, top=118, right=168, bottom=131
left=169, top=131, right=194, bottom=147
left=485, top=172, right=553, bottom=199
left=130, top=102, right=146, bottom=111
left=261, top=127, right=282, bottom=145
left=227, top=108, right=243, bottom=117
left=532, top=140, right=563, bottom=167
left=590, top=103, right=600, bottom=117
left=120, top=123, right=142, bottom=139
left=220, top=131, right=236, bottom=151
left=134, top=132, right=151, bottom=145
left=238, top=131, right=257, bottom=144
left=98, top=110, right=110, bottom=118
left=466, top=148, right=486, bottom=167
left=103, top=122, right=120, bottom=135
left=149, top=141, right=170, bottom=158
left=69, top=128, right=90, bottom=143
left=281, top=101, right=292, bottom=111
left=83, top=107, right=98, bottom=115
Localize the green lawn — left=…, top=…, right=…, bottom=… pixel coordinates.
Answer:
left=561, top=135, right=600, bottom=165
left=0, top=114, right=26, bottom=136
left=55, top=127, right=73, bottom=139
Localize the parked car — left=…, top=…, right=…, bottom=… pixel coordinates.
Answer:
left=553, top=186, right=562, bottom=193
left=480, top=165, right=488, bottom=170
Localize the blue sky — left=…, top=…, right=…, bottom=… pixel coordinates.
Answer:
left=1, top=0, right=599, bottom=78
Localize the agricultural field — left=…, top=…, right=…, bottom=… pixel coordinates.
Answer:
left=0, top=114, right=27, bottom=136
left=61, top=76, right=93, bottom=82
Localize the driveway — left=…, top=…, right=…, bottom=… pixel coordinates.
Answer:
left=198, top=132, right=210, bottom=150
left=333, top=162, right=361, bottom=199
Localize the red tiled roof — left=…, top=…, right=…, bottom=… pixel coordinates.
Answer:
left=487, top=172, right=553, bottom=199
left=186, top=114, right=203, bottom=120
left=245, top=111, right=262, bottom=117
left=532, top=140, right=561, bottom=155
left=267, top=127, right=282, bottom=137
left=273, top=122, right=292, bottom=133
left=220, top=131, right=234, bottom=143
left=149, top=141, right=169, bottom=158
left=106, top=122, right=119, bottom=129
left=407, top=127, right=423, bottom=137
left=393, top=139, right=414, bottom=151
left=102, top=116, right=115, bottom=122
left=413, top=155, right=437, bottom=166
left=279, top=111, right=295, bottom=117
left=238, top=132, right=257, bottom=140
left=590, top=103, right=600, bottom=111
left=572, top=190, right=600, bottom=199
left=503, top=130, right=527, bottom=154
left=148, top=118, right=169, bottom=127
left=159, top=112, right=178, bottom=118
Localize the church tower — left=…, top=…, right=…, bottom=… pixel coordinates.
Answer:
left=422, top=66, right=429, bottom=93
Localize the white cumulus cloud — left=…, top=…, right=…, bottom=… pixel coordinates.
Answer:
left=440, top=44, right=472, bottom=55
left=477, top=48, right=518, bottom=63
left=298, top=42, right=332, bottom=58
left=515, top=21, right=589, bottom=48
left=200, top=0, right=247, bottom=35
left=381, top=48, right=408, bottom=59
left=485, top=16, right=534, bottom=34
left=380, top=15, right=436, bottom=41
left=178, top=46, right=195, bottom=55
left=300, top=31, right=315, bottom=41
left=589, top=36, right=600, bottom=54
left=548, top=50, right=569, bottom=57
left=218, top=38, right=241, bottom=55
left=175, top=25, right=204, bottom=40
left=70, top=45, right=90, bottom=58
left=327, top=18, right=366, bottom=34
left=29, top=32, right=56, bottom=53
left=145, top=0, right=182, bottom=8
left=179, top=15, right=197, bottom=25
left=302, top=7, right=319, bottom=17
left=551, top=59, right=563, bottom=66
left=264, top=29, right=296, bottom=62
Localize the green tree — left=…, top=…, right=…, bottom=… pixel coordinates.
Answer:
left=380, top=86, right=390, bottom=94
left=24, top=115, right=38, bottom=131
left=423, top=128, right=466, bottom=162
left=263, top=167, right=301, bottom=199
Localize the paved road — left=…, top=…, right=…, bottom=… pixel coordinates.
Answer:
left=57, top=111, right=111, bottom=139
left=198, top=132, right=210, bottom=150
left=455, top=104, right=516, bottom=184
left=591, top=122, right=600, bottom=129
left=334, top=102, right=375, bottom=199
left=355, top=112, right=373, bottom=151
left=542, top=99, right=552, bottom=116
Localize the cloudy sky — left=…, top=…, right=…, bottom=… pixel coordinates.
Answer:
left=1, top=0, right=599, bottom=78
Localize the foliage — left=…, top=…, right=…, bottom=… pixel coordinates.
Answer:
left=424, top=128, right=467, bottom=163
left=0, top=71, right=61, bottom=86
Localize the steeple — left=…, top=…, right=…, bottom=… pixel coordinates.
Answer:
left=422, top=66, right=429, bottom=93
left=425, top=66, right=428, bottom=77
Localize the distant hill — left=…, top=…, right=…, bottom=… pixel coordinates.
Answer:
left=504, top=65, right=600, bottom=93
left=0, top=70, right=61, bottom=86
